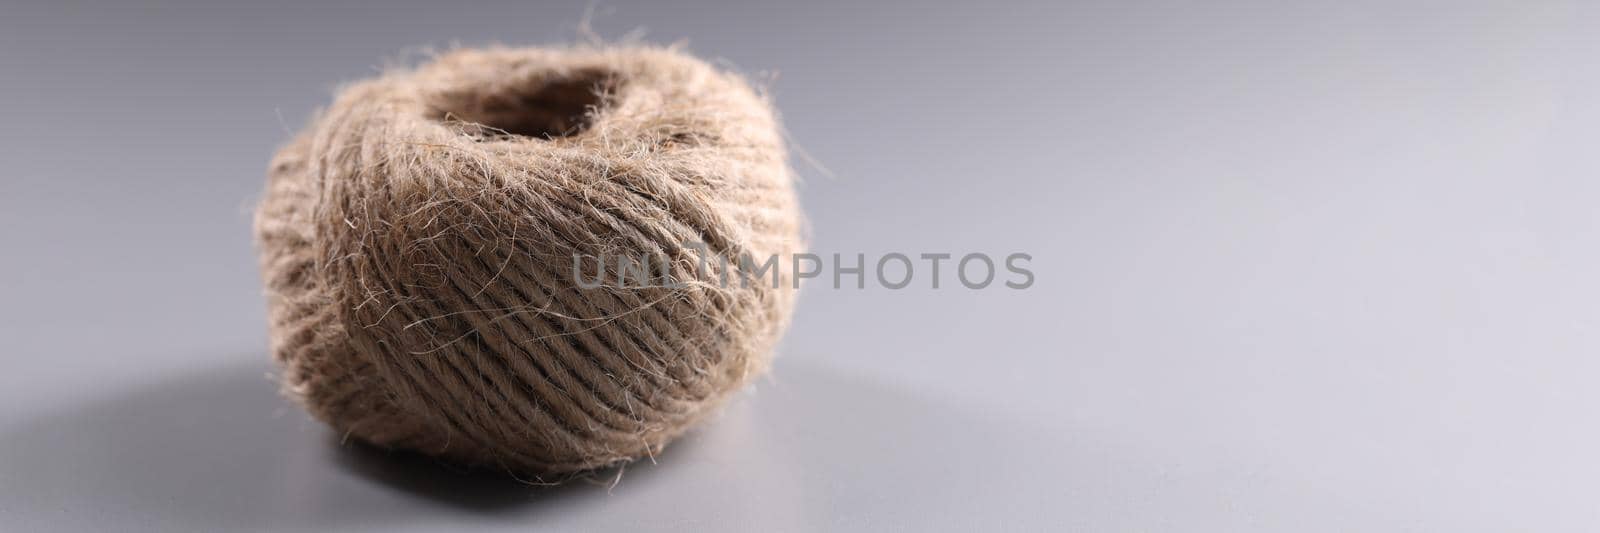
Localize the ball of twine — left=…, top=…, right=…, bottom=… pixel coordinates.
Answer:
left=254, top=45, right=804, bottom=475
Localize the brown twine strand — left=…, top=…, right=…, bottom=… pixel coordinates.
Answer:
left=255, top=45, right=804, bottom=475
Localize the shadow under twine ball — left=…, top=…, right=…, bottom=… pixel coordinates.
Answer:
left=254, top=45, right=804, bottom=475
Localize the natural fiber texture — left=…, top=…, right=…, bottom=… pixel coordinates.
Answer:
left=255, top=45, right=803, bottom=475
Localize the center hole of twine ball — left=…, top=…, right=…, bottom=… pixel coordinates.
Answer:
left=438, top=69, right=615, bottom=140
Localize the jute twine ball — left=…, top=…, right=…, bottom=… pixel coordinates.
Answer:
left=254, top=45, right=803, bottom=475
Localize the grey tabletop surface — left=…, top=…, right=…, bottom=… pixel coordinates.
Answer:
left=3, top=1, right=1598, bottom=531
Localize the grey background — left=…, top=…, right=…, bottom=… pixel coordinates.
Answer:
left=2, top=0, right=1597, bottom=531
